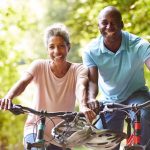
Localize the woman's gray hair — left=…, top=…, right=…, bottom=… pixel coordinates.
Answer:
left=44, top=23, right=70, bottom=47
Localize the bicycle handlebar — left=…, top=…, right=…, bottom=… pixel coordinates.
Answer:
left=101, top=100, right=150, bottom=113
left=9, top=104, right=84, bottom=121
left=10, top=100, right=150, bottom=118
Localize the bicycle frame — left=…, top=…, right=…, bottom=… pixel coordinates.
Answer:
left=124, top=109, right=149, bottom=150
left=96, top=101, right=150, bottom=150
left=125, top=110, right=141, bottom=146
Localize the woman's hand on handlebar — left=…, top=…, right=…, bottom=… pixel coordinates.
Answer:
left=0, top=98, right=12, bottom=110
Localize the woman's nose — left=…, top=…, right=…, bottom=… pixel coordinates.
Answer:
left=54, top=47, right=59, bottom=53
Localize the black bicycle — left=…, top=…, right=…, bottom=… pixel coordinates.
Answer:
left=9, top=103, right=127, bottom=150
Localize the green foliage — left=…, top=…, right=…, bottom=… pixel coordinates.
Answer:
left=0, top=1, right=37, bottom=94
left=0, top=1, right=37, bottom=149
left=120, top=0, right=150, bottom=39
left=0, top=110, right=26, bottom=149
left=66, top=0, right=150, bottom=43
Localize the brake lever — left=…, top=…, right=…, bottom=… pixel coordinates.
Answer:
left=103, top=105, right=114, bottom=113
left=9, top=104, right=25, bottom=115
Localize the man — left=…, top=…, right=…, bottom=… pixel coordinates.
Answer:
left=83, top=6, right=150, bottom=149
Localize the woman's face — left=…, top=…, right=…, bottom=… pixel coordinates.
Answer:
left=47, top=36, right=70, bottom=63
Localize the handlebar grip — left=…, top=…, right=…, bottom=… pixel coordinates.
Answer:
left=9, top=104, right=24, bottom=115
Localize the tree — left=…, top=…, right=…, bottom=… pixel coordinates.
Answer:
left=0, top=1, right=38, bottom=149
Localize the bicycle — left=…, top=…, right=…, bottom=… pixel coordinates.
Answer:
left=7, top=100, right=150, bottom=150
left=9, top=103, right=126, bottom=150
left=95, top=100, right=150, bottom=150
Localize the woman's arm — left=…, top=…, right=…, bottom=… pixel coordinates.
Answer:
left=0, top=73, right=33, bottom=110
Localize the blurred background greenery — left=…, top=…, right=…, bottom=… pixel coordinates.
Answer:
left=0, top=0, right=150, bottom=149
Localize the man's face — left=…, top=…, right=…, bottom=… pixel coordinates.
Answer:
left=98, top=9, right=123, bottom=39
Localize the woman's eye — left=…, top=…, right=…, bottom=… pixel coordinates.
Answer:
left=49, top=45, right=54, bottom=49
left=60, top=45, right=65, bottom=48
left=48, top=44, right=66, bottom=50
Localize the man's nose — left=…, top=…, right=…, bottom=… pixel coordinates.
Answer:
left=106, top=23, right=113, bottom=29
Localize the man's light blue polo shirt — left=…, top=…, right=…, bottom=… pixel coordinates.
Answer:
left=83, top=31, right=150, bottom=103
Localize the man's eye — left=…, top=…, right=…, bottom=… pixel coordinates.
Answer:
left=102, top=21, right=108, bottom=25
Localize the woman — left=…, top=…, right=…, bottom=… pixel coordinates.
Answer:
left=0, top=23, right=96, bottom=150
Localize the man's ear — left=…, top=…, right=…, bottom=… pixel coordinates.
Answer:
left=121, top=21, right=124, bottom=29
left=97, top=22, right=99, bottom=27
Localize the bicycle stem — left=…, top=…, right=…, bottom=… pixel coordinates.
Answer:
left=36, top=115, right=46, bottom=143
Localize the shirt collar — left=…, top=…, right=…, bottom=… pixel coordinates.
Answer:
left=99, top=31, right=126, bottom=55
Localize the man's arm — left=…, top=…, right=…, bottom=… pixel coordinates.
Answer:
left=0, top=73, right=33, bottom=110
left=145, top=57, right=150, bottom=71
left=88, top=66, right=99, bottom=100
left=86, top=66, right=100, bottom=112
left=76, top=77, right=88, bottom=106
left=76, top=67, right=96, bottom=122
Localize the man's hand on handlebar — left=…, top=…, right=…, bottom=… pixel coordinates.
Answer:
left=0, top=98, right=12, bottom=110
left=80, top=105, right=96, bottom=123
left=80, top=99, right=100, bottom=123
left=87, top=99, right=100, bottom=115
